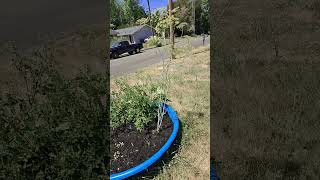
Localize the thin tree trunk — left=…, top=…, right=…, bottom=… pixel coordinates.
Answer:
left=168, top=0, right=175, bottom=59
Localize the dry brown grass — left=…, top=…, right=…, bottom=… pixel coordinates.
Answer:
left=111, top=45, right=210, bottom=179
left=211, top=0, right=320, bottom=179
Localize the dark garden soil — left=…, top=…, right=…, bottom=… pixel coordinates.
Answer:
left=110, top=114, right=173, bottom=174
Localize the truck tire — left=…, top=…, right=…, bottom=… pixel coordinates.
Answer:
left=129, top=51, right=134, bottom=55
left=112, top=52, right=119, bottom=59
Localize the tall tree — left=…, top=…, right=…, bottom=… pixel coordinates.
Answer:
left=174, top=0, right=209, bottom=35
left=122, top=0, right=146, bottom=26
left=110, top=0, right=123, bottom=28
left=111, top=0, right=147, bottom=29
left=195, top=0, right=209, bottom=34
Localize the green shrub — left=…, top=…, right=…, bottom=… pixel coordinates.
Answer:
left=111, top=81, right=165, bottom=131
left=145, top=36, right=163, bottom=48
left=0, top=44, right=108, bottom=179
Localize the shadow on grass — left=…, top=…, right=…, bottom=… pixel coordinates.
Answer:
left=128, top=118, right=183, bottom=180
left=142, top=46, right=164, bottom=51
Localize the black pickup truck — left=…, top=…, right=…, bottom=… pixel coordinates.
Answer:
left=110, top=41, right=143, bottom=59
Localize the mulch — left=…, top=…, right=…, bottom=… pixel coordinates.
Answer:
left=110, top=114, right=173, bottom=174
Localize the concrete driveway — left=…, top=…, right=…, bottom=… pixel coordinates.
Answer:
left=110, top=36, right=210, bottom=76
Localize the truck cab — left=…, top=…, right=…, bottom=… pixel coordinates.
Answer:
left=110, top=41, right=142, bottom=59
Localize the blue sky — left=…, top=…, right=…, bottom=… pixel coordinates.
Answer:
left=140, top=0, right=173, bottom=12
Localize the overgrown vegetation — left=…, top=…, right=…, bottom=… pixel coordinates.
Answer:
left=0, top=43, right=108, bottom=179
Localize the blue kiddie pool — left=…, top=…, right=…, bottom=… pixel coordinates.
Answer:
left=211, top=161, right=216, bottom=180
left=110, top=104, right=180, bottom=180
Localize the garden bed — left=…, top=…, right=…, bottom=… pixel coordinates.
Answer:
left=110, top=113, right=173, bottom=174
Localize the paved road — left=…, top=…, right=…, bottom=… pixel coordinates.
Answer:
left=110, top=36, right=210, bottom=76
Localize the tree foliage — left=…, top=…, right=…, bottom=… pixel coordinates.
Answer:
left=111, top=0, right=147, bottom=29
left=137, top=8, right=162, bottom=27
left=177, top=22, right=189, bottom=36
left=154, top=8, right=180, bottom=36
left=175, top=0, right=209, bottom=34
left=111, top=0, right=209, bottom=35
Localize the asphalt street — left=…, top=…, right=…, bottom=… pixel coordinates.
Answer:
left=110, top=36, right=210, bottom=76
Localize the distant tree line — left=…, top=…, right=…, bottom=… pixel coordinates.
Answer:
left=110, top=0, right=209, bottom=35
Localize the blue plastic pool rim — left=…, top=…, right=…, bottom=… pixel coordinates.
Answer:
left=110, top=104, right=180, bottom=180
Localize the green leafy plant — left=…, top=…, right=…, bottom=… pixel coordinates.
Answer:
left=145, top=36, right=163, bottom=47
left=111, top=81, right=166, bottom=131
left=155, top=7, right=180, bottom=37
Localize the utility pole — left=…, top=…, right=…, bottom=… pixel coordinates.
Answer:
left=168, top=0, right=175, bottom=58
left=191, top=0, right=195, bottom=34
left=147, top=0, right=154, bottom=36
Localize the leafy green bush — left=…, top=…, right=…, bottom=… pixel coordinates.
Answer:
left=0, top=44, right=108, bottom=179
left=145, top=36, right=162, bottom=48
left=111, top=81, right=165, bottom=131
